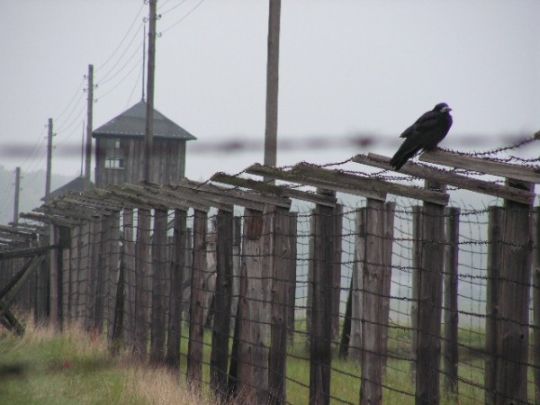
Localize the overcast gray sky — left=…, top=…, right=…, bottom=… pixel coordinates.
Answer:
left=1, top=0, right=539, bottom=181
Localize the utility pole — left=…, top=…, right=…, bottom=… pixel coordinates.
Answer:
left=84, top=64, right=94, bottom=187
left=45, top=118, right=53, bottom=198
left=144, top=0, right=157, bottom=183
left=263, top=0, right=281, bottom=181
left=12, top=167, right=20, bottom=226
left=142, top=23, right=147, bottom=101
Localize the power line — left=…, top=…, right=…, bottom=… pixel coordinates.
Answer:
left=95, top=54, right=144, bottom=102
left=95, top=2, right=146, bottom=71
left=97, top=23, right=144, bottom=86
left=53, top=78, right=85, bottom=122
left=160, top=0, right=207, bottom=35
left=159, top=0, right=189, bottom=15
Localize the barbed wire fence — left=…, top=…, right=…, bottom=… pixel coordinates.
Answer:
left=0, top=140, right=539, bottom=405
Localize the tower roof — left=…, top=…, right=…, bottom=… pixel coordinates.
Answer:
left=93, top=100, right=197, bottom=141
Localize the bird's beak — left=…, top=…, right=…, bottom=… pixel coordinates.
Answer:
left=442, top=106, right=452, bottom=113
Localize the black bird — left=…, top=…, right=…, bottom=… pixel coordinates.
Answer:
left=390, top=102, right=453, bottom=170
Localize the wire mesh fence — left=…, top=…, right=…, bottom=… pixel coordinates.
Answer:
left=2, top=190, right=538, bottom=405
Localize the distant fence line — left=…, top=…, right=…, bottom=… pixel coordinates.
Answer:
left=0, top=146, right=539, bottom=405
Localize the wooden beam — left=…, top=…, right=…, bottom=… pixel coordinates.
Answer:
left=37, top=205, right=99, bottom=221
left=170, top=183, right=267, bottom=211
left=293, top=162, right=449, bottom=205
left=135, top=183, right=216, bottom=212
left=61, top=196, right=120, bottom=215
left=144, top=183, right=223, bottom=212
left=20, top=212, right=80, bottom=227
left=181, top=179, right=292, bottom=209
left=87, top=188, right=142, bottom=210
left=120, top=183, right=193, bottom=211
left=210, top=172, right=337, bottom=207
left=0, top=225, right=37, bottom=238
left=246, top=163, right=387, bottom=201
left=420, top=149, right=540, bottom=184
left=353, top=153, right=534, bottom=205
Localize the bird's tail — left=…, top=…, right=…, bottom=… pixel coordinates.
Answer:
left=390, top=140, right=420, bottom=170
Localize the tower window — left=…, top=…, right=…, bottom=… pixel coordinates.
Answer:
left=104, top=158, right=124, bottom=169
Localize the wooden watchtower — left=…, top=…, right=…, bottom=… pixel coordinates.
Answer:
left=92, top=100, right=196, bottom=187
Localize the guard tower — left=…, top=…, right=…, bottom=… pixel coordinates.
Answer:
left=92, top=100, right=196, bottom=186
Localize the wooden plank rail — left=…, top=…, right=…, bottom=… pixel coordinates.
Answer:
left=420, top=149, right=540, bottom=184
left=353, top=153, right=534, bottom=205
left=292, top=162, right=449, bottom=205
left=211, top=172, right=337, bottom=207
left=0, top=245, right=57, bottom=260
left=172, top=180, right=289, bottom=211
left=247, top=163, right=386, bottom=201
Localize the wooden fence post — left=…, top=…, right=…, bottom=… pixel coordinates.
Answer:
left=106, top=212, right=121, bottom=343
left=62, top=229, right=71, bottom=326
left=78, top=221, right=91, bottom=325
left=187, top=209, right=208, bottom=387
left=166, top=208, right=187, bottom=370
left=410, top=205, right=422, bottom=382
left=533, top=206, right=540, bottom=405
left=210, top=209, right=234, bottom=396
left=380, top=202, right=395, bottom=371
left=268, top=207, right=292, bottom=405
left=86, top=220, right=102, bottom=331
left=230, top=216, right=242, bottom=327
left=134, top=208, right=151, bottom=358
left=121, top=209, right=136, bottom=348
left=92, top=218, right=106, bottom=332
left=306, top=212, right=315, bottom=336
left=70, top=225, right=81, bottom=322
left=495, top=179, right=533, bottom=403
left=49, top=225, right=60, bottom=329
left=309, top=192, right=335, bottom=405
left=443, top=207, right=460, bottom=397
left=339, top=276, right=353, bottom=358
left=415, top=182, right=446, bottom=405
left=183, top=227, right=193, bottom=322
left=287, top=212, right=297, bottom=342
left=360, top=199, right=390, bottom=405
left=350, top=208, right=366, bottom=361
left=228, top=216, right=243, bottom=396
left=35, top=232, right=50, bottom=325
left=150, top=208, right=168, bottom=363
left=332, top=205, right=343, bottom=340
left=237, top=207, right=271, bottom=403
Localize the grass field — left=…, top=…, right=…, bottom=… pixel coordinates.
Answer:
left=0, top=322, right=208, bottom=405
left=1, top=318, right=534, bottom=404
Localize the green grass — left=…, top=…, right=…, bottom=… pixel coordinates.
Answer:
left=0, top=327, right=138, bottom=405
left=2, top=320, right=533, bottom=404
left=184, top=321, right=493, bottom=404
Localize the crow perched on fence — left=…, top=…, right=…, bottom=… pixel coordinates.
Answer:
left=390, top=102, right=453, bottom=170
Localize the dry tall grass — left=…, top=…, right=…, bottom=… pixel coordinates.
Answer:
left=1, top=316, right=214, bottom=405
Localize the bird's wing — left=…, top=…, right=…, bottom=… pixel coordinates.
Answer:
left=399, top=110, right=440, bottom=138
